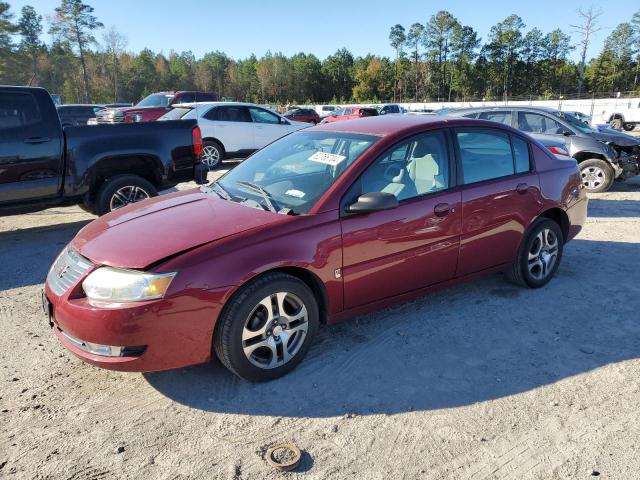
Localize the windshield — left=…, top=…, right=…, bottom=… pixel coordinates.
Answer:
left=136, top=94, right=172, bottom=107
left=215, top=131, right=379, bottom=214
left=553, top=111, right=594, bottom=134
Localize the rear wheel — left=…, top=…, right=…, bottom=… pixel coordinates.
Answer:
left=507, top=218, right=564, bottom=288
left=623, top=123, right=635, bottom=132
left=202, top=141, right=223, bottom=170
left=214, top=273, right=319, bottom=382
left=579, top=158, right=614, bottom=193
left=94, top=174, right=157, bottom=215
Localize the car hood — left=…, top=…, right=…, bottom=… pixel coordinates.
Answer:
left=73, top=189, right=288, bottom=269
left=590, top=130, right=640, bottom=147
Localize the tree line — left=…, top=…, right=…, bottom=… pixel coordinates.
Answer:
left=0, top=0, right=639, bottom=105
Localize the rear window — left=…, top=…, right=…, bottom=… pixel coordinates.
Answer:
left=478, top=111, right=511, bottom=125
left=159, top=107, right=192, bottom=120
left=359, top=108, right=378, bottom=117
left=0, top=92, right=41, bottom=129
left=456, top=130, right=514, bottom=184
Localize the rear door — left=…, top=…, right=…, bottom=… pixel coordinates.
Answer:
left=201, top=105, right=255, bottom=153
left=248, top=107, right=292, bottom=148
left=453, top=128, right=542, bottom=276
left=0, top=90, right=63, bottom=204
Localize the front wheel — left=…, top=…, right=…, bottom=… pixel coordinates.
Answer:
left=579, top=158, right=614, bottom=193
left=507, top=218, right=564, bottom=288
left=214, top=273, right=319, bottom=382
left=94, top=174, right=158, bottom=215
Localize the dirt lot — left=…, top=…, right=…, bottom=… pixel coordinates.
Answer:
left=1, top=168, right=639, bottom=479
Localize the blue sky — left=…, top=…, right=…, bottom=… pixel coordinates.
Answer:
left=6, top=0, right=638, bottom=61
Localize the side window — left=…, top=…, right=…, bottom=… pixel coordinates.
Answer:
left=456, top=130, right=514, bottom=184
left=511, top=137, right=531, bottom=173
left=359, top=131, right=450, bottom=202
left=0, top=92, right=41, bottom=130
left=518, top=112, right=565, bottom=134
left=462, top=112, right=479, bottom=119
left=478, top=111, right=511, bottom=125
left=174, top=93, right=195, bottom=104
left=249, top=107, right=281, bottom=124
left=343, top=108, right=353, bottom=115
left=215, top=106, right=251, bottom=122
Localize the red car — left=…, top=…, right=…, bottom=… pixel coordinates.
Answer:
left=283, top=107, right=321, bottom=124
left=44, top=116, right=587, bottom=381
left=95, top=91, right=217, bottom=124
left=321, top=106, right=379, bottom=123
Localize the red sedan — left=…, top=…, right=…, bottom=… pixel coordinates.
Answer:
left=283, top=107, right=321, bottom=124
left=321, top=106, right=379, bottom=123
left=44, top=116, right=587, bottom=381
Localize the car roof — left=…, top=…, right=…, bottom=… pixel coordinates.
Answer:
left=311, top=114, right=505, bottom=136
left=175, top=101, right=271, bottom=108
left=450, top=105, right=560, bottom=114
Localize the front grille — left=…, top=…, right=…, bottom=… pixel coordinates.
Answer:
left=46, top=246, right=93, bottom=296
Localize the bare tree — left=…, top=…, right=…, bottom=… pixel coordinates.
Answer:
left=103, top=26, right=127, bottom=101
left=572, top=7, right=602, bottom=95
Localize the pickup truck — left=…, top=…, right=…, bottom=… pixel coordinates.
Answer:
left=96, top=91, right=217, bottom=124
left=0, top=86, right=207, bottom=216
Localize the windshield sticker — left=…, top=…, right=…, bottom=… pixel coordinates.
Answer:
left=308, top=151, right=347, bottom=166
left=285, top=189, right=305, bottom=199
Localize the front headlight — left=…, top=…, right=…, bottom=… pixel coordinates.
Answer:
left=82, top=267, right=176, bottom=303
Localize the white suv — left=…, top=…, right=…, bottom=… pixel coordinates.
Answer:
left=160, top=102, right=309, bottom=168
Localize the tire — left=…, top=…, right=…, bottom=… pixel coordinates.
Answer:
left=623, top=123, right=635, bottom=132
left=214, top=272, right=319, bottom=382
left=94, top=174, right=158, bottom=216
left=579, top=158, right=614, bottom=193
left=202, top=140, right=223, bottom=170
left=506, top=218, right=564, bottom=289
left=611, top=118, right=623, bottom=130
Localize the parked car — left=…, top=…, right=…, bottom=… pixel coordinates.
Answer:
left=44, top=115, right=587, bottom=381
left=378, top=104, right=404, bottom=115
left=316, top=105, right=340, bottom=118
left=283, top=107, right=320, bottom=124
left=320, top=106, right=379, bottom=124
left=444, top=106, right=640, bottom=193
left=159, top=102, right=309, bottom=169
left=406, top=108, right=435, bottom=115
left=96, top=91, right=217, bottom=124
left=564, top=110, right=592, bottom=126
left=56, top=104, right=105, bottom=127
left=0, top=86, right=207, bottom=216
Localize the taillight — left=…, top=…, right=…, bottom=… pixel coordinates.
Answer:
left=192, top=126, right=203, bottom=158
left=547, top=146, right=570, bottom=157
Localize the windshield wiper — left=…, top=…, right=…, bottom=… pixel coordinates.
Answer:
left=236, top=181, right=278, bottom=213
left=210, top=181, right=231, bottom=200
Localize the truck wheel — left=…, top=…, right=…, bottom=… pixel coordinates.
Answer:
left=623, top=123, right=635, bottom=132
left=202, top=141, right=223, bottom=170
left=610, top=118, right=623, bottom=130
left=95, top=174, right=158, bottom=215
left=579, top=159, right=614, bottom=193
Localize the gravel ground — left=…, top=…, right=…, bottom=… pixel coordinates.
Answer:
left=1, top=168, right=639, bottom=479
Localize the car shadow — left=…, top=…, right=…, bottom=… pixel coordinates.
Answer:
left=144, top=238, right=640, bottom=418
left=0, top=220, right=90, bottom=290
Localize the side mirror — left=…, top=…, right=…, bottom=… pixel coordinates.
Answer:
left=379, top=110, right=387, bottom=115
left=280, top=117, right=289, bottom=125
left=562, top=130, right=574, bottom=136
left=346, top=192, right=399, bottom=214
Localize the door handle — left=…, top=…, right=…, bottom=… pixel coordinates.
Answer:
left=24, top=136, right=50, bottom=144
left=434, top=203, right=450, bottom=217
left=516, top=183, right=529, bottom=194
left=255, top=125, right=265, bottom=129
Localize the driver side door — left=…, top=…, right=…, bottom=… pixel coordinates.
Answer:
left=339, top=130, right=462, bottom=309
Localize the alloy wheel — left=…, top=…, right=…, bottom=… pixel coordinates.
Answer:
left=527, top=228, right=559, bottom=280
left=242, top=292, right=309, bottom=369
left=202, top=145, right=221, bottom=169
left=581, top=166, right=605, bottom=191
left=109, top=186, right=150, bottom=211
